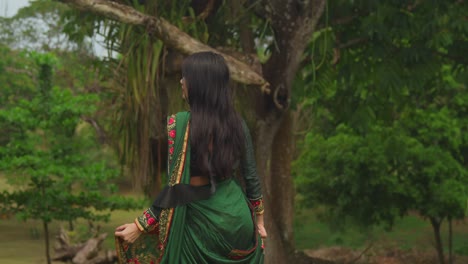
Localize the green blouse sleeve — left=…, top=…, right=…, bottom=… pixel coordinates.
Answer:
left=241, top=120, right=264, bottom=215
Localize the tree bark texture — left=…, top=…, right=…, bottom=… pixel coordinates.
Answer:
left=448, top=217, right=453, bottom=264
left=53, top=228, right=116, bottom=264
left=72, top=233, right=108, bottom=263
left=43, top=220, right=52, bottom=264
left=257, top=113, right=296, bottom=261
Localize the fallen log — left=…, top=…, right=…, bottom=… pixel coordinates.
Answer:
left=53, top=227, right=117, bottom=264
left=72, top=233, right=108, bottom=264
left=86, top=250, right=118, bottom=264
left=53, top=227, right=85, bottom=261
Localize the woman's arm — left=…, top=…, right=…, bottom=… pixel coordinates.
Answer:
left=241, top=121, right=263, bottom=207
left=241, top=121, right=267, bottom=238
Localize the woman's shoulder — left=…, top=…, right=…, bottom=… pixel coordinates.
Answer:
left=166, top=111, right=190, bottom=125
left=167, top=111, right=189, bottom=118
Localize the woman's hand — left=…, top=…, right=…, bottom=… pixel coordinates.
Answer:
left=115, top=223, right=142, bottom=244
left=256, top=214, right=267, bottom=249
left=257, top=223, right=267, bottom=239
left=257, top=223, right=267, bottom=250
left=255, top=214, right=267, bottom=239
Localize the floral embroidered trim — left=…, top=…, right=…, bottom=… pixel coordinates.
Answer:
left=135, top=208, right=158, bottom=233
left=228, top=246, right=257, bottom=260
left=171, top=124, right=189, bottom=186
left=167, top=115, right=176, bottom=166
left=249, top=196, right=264, bottom=215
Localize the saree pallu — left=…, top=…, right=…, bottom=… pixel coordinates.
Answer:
left=116, top=112, right=264, bottom=263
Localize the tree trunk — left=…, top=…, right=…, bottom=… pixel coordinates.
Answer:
left=448, top=217, right=453, bottom=264
left=268, top=112, right=296, bottom=261
left=254, top=113, right=283, bottom=262
left=254, top=1, right=326, bottom=262
left=430, top=217, right=445, bottom=264
left=43, top=220, right=51, bottom=264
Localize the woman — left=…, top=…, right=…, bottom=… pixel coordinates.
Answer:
left=115, top=51, right=266, bottom=263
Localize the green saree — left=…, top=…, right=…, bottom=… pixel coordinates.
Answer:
left=116, top=112, right=264, bottom=263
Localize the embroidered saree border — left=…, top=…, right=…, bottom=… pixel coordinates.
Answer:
left=167, top=114, right=176, bottom=168
left=157, top=113, right=190, bottom=260
left=115, top=235, right=126, bottom=263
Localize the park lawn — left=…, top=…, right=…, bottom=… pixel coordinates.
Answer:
left=295, top=209, right=468, bottom=256
left=0, top=174, right=147, bottom=263
left=0, top=209, right=142, bottom=264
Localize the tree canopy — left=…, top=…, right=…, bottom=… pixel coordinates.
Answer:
left=293, top=1, right=467, bottom=263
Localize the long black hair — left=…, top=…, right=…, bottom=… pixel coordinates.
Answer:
left=182, top=51, right=244, bottom=190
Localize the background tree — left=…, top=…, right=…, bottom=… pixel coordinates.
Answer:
left=0, top=45, right=36, bottom=108
left=293, top=1, right=467, bottom=263
left=0, top=52, right=136, bottom=264
left=0, top=0, right=94, bottom=52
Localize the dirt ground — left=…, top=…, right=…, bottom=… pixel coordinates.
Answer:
left=305, top=246, right=468, bottom=264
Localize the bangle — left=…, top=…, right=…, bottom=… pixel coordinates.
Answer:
left=134, top=220, right=144, bottom=232
left=249, top=197, right=265, bottom=215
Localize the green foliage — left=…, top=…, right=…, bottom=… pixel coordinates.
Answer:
left=293, top=1, right=467, bottom=260
left=294, top=0, right=466, bottom=127
left=295, top=125, right=405, bottom=228
left=0, top=45, right=37, bottom=107
left=294, top=117, right=467, bottom=224
left=0, top=52, right=137, bottom=226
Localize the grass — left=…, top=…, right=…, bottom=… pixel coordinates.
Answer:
left=294, top=209, right=468, bottom=256
left=0, top=209, right=143, bottom=264
left=0, top=176, right=146, bottom=263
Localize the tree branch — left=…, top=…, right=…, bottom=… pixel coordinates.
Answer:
left=58, top=0, right=270, bottom=93
left=182, top=0, right=216, bottom=23
left=261, top=0, right=326, bottom=109
left=82, top=116, right=107, bottom=144
left=338, top=37, right=368, bottom=49
left=198, top=0, right=215, bottom=20
left=434, top=50, right=468, bottom=64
